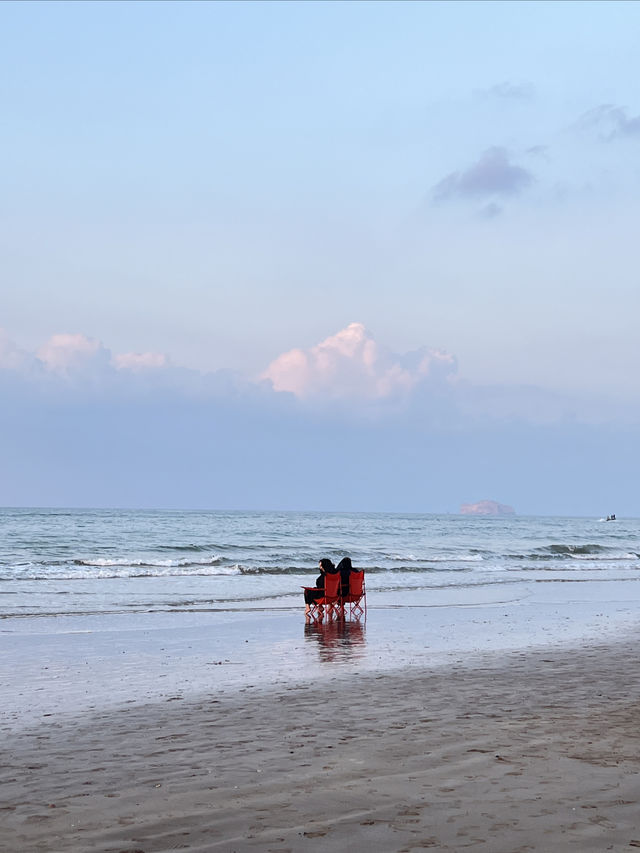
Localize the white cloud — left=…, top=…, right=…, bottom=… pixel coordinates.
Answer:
left=261, top=322, right=457, bottom=401
left=113, top=352, right=168, bottom=371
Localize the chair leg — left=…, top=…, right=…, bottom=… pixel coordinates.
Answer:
left=349, top=599, right=365, bottom=619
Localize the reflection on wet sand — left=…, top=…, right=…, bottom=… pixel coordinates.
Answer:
left=304, top=618, right=366, bottom=663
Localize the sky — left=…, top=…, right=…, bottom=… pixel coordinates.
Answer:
left=2, top=0, right=640, bottom=514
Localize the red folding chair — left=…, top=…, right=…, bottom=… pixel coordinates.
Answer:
left=302, top=571, right=342, bottom=621
left=344, top=570, right=366, bottom=619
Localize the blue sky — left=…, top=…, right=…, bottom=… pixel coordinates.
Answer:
left=2, top=1, right=640, bottom=513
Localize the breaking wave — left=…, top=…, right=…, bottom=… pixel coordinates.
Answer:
left=73, top=556, right=224, bottom=568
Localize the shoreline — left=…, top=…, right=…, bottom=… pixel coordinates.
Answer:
left=2, top=633, right=640, bottom=852
left=3, top=576, right=640, bottom=734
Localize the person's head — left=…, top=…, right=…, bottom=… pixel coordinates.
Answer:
left=319, top=558, right=335, bottom=573
left=336, top=557, right=352, bottom=572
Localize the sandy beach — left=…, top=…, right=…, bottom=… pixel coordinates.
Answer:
left=2, top=618, right=640, bottom=853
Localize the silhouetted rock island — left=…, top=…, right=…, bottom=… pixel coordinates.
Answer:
left=460, top=500, right=515, bottom=516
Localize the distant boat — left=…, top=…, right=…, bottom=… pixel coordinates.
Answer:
left=605, top=513, right=617, bottom=521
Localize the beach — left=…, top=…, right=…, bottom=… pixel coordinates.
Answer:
left=2, top=603, right=640, bottom=853
left=3, top=509, right=640, bottom=851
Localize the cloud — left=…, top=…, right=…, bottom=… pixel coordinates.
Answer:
left=262, top=323, right=632, bottom=427
left=478, top=202, right=503, bottom=219
left=36, top=334, right=112, bottom=374
left=575, top=104, right=640, bottom=140
left=478, top=81, right=535, bottom=101
left=525, top=145, right=549, bottom=159
left=432, top=147, right=534, bottom=203
left=113, top=351, right=169, bottom=371
left=261, top=322, right=457, bottom=402
left=0, top=329, right=36, bottom=372
left=1, top=331, right=170, bottom=382
left=0, top=329, right=278, bottom=412
left=2, top=325, right=639, bottom=431
left=3, top=327, right=640, bottom=513
left=34, top=333, right=169, bottom=376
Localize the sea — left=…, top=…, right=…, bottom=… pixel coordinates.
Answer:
left=3, top=507, right=640, bottom=730
left=2, top=507, right=639, bottom=621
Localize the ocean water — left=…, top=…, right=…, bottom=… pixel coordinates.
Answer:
left=1, top=507, right=639, bottom=621
left=3, top=507, right=640, bottom=730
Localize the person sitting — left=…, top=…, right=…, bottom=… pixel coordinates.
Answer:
left=336, top=557, right=353, bottom=597
left=304, top=558, right=336, bottom=616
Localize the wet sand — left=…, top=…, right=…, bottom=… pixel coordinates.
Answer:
left=3, top=577, right=640, bottom=734
left=2, top=632, right=640, bottom=852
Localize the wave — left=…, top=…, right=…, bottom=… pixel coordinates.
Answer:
left=153, top=543, right=217, bottom=553
left=73, top=556, right=224, bottom=568
left=1, top=564, right=245, bottom=581
left=0, top=561, right=483, bottom=582
left=387, top=553, right=484, bottom=563
left=151, top=542, right=284, bottom=553
left=2, top=544, right=639, bottom=581
left=501, top=544, right=640, bottom=562
left=543, top=544, right=608, bottom=555
left=569, top=552, right=638, bottom=561
left=428, top=554, right=484, bottom=563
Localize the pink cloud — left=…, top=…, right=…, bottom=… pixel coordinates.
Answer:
left=261, top=322, right=457, bottom=401
left=36, top=334, right=111, bottom=373
left=31, top=333, right=167, bottom=376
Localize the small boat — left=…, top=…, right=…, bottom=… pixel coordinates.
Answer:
left=605, top=513, right=616, bottom=521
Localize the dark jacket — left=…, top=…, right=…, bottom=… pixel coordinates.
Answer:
left=336, top=558, right=352, bottom=596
